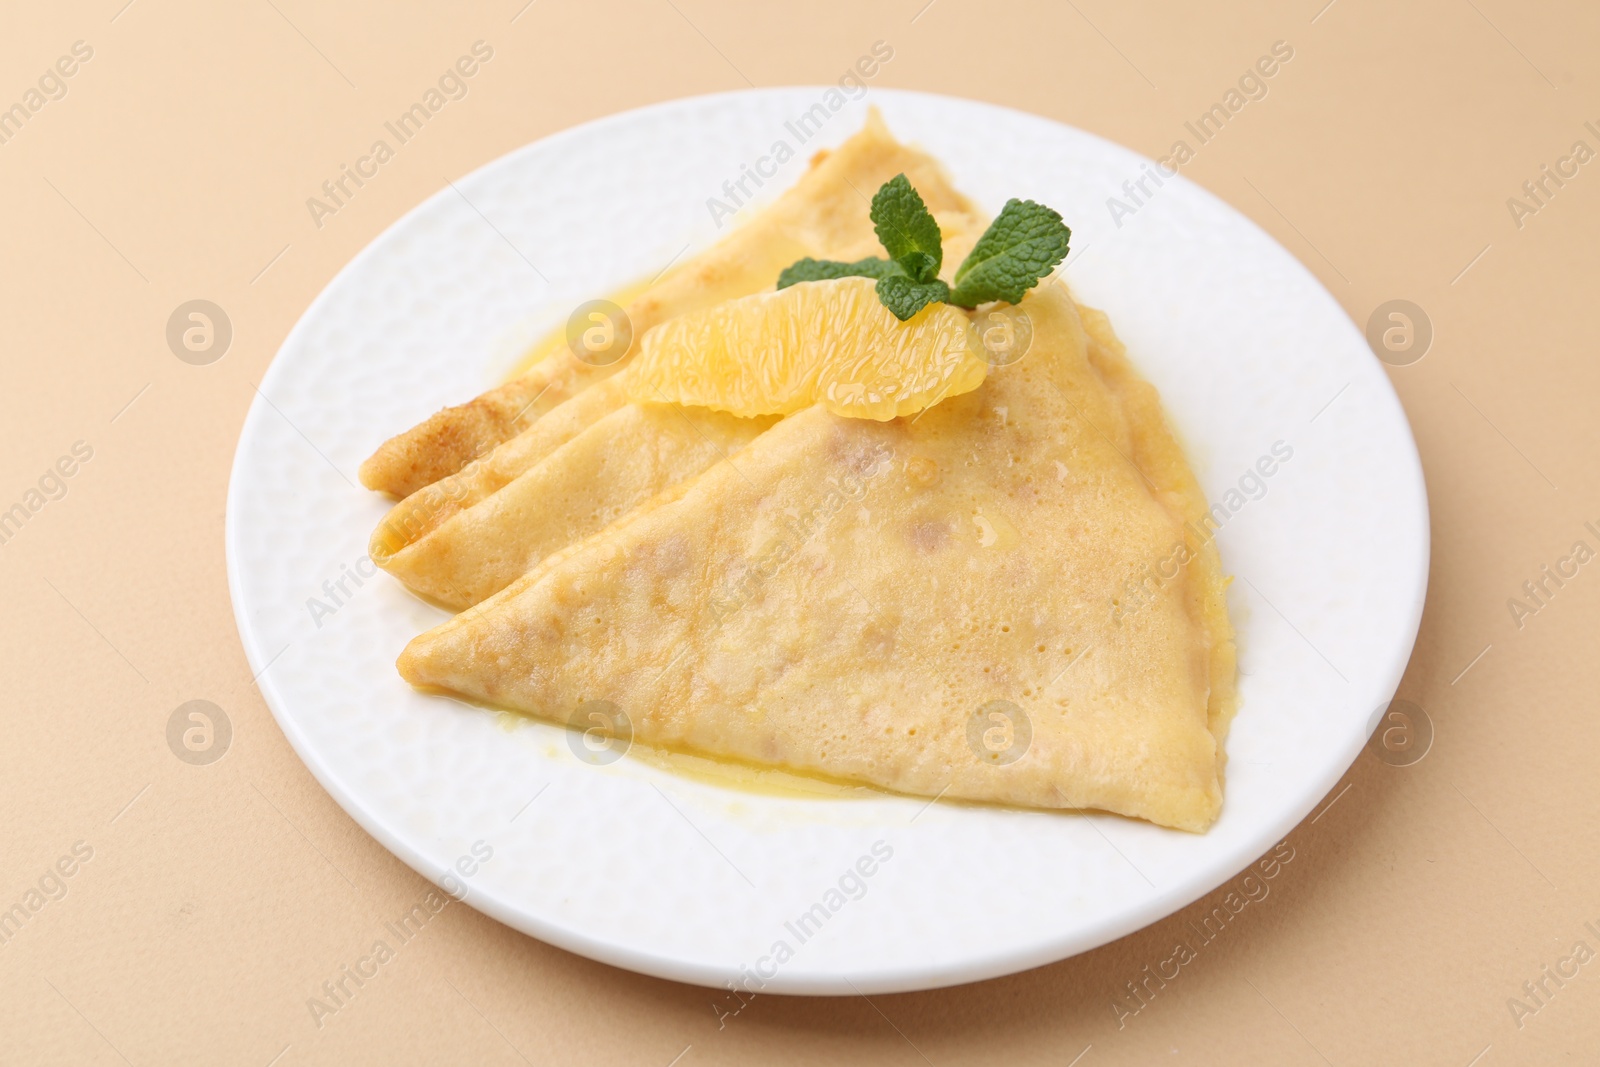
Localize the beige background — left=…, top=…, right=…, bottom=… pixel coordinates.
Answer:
left=2, top=0, right=1597, bottom=1063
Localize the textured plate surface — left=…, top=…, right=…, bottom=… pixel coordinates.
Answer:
left=226, top=88, right=1428, bottom=995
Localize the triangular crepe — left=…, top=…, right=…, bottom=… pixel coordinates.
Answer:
left=398, top=283, right=1237, bottom=830
left=370, top=118, right=989, bottom=608
left=359, top=111, right=986, bottom=498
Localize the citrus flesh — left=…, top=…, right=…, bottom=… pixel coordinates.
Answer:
left=623, top=278, right=987, bottom=421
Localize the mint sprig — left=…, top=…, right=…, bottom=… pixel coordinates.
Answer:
left=775, top=174, right=1071, bottom=321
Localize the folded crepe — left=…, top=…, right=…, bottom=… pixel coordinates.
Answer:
left=370, top=115, right=988, bottom=608
left=359, top=110, right=986, bottom=499
left=397, top=283, right=1237, bottom=831
left=376, top=399, right=778, bottom=608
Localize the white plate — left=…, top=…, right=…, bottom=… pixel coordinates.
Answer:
left=227, top=88, right=1428, bottom=995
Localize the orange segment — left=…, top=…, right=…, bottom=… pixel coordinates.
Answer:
left=624, top=278, right=986, bottom=420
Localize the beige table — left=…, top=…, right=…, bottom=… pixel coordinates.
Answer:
left=3, top=1, right=1596, bottom=1063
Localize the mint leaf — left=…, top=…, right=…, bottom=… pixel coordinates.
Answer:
left=949, top=199, right=1071, bottom=308
left=875, top=275, right=950, bottom=321
left=776, top=256, right=899, bottom=289
left=870, top=174, right=942, bottom=283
